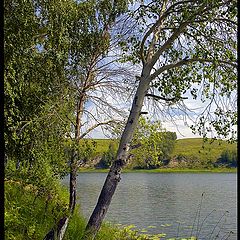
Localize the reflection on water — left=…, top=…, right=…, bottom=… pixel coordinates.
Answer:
left=62, top=173, right=237, bottom=239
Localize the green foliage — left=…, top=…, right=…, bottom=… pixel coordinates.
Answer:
left=4, top=0, right=75, bottom=183
left=119, top=0, right=237, bottom=141
left=4, top=180, right=69, bottom=240
left=97, top=141, right=118, bottom=168
left=215, top=149, right=237, bottom=168
left=65, top=139, right=98, bottom=166
left=65, top=221, right=198, bottom=240
left=63, top=206, right=87, bottom=240
left=130, top=117, right=176, bottom=169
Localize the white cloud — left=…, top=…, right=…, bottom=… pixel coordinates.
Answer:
left=161, top=119, right=201, bottom=139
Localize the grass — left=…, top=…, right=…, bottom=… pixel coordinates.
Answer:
left=82, top=138, right=237, bottom=161
left=170, top=138, right=237, bottom=162
left=4, top=179, right=69, bottom=240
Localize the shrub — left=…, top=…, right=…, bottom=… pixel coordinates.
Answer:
left=4, top=179, right=69, bottom=240
left=215, top=149, right=237, bottom=167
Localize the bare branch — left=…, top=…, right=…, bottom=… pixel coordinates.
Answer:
left=150, top=58, right=237, bottom=80
left=148, top=21, right=189, bottom=68
left=148, top=1, right=227, bottom=68
left=211, top=18, right=237, bottom=26
left=130, top=143, right=142, bottom=150
left=79, top=120, right=116, bottom=139
left=145, top=93, right=187, bottom=102
left=139, top=0, right=196, bottom=64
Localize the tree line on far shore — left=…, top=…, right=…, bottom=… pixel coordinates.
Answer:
left=76, top=118, right=237, bottom=170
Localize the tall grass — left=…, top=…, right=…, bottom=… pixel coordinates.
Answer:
left=4, top=179, right=69, bottom=240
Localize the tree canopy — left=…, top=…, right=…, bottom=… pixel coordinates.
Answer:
left=85, top=0, right=237, bottom=237
left=130, top=117, right=177, bottom=169
left=118, top=0, right=237, bottom=140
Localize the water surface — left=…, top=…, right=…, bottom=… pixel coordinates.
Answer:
left=62, top=172, right=237, bottom=239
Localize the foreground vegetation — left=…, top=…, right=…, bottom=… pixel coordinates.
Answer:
left=5, top=180, right=199, bottom=240
left=4, top=0, right=237, bottom=238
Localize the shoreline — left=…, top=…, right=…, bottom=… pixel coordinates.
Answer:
left=78, top=168, right=237, bottom=173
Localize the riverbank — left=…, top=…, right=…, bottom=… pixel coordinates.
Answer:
left=5, top=180, right=188, bottom=240
left=78, top=167, right=237, bottom=173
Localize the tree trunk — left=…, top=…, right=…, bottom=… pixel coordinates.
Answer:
left=69, top=93, right=86, bottom=213
left=43, top=217, right=69, bottom=240
left=84, top=70, right=151, bottom=239
left=69, top=153, right=78, bottom=213
left=43, top=94, right=86, bottom=240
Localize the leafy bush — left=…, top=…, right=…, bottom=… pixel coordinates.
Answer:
left=129, top=117, right=177, bottom=169
left=95, top=141, right=118, bottom=168
left=4, top=180, right=69, bottom=240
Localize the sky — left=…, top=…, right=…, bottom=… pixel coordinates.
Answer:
left=89, top=120, right=201, bottom=139
left=85, top=86, right=237, bottom=140
left=85, top=97, right=208, bottom=140
left=82, top=59, right=237, bottom=140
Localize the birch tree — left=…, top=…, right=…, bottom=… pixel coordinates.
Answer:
left=40, top=1, right=134, bottom=239
left=85, top=0, right=237, bottom=238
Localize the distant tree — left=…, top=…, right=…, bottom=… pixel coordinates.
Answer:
left=129, top=117, right=176, bottom=169
left=215, top=149, right=237, bottom=167
left=97, top=142, right=118, bottom=168
left=157, top=131, right=177, bottom=162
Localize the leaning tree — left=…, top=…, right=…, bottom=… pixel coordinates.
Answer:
left=84, top=0, right=237, bottom=238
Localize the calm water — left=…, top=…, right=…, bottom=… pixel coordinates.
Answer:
left=62, top=173, right=237, bottom=239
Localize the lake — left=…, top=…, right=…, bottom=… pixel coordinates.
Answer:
left=62, top=172, right=237, bottom=239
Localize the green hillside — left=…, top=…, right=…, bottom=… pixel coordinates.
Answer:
left=81, top=139, right=118, bottom=157
left=171, top=138, right=237, bottom=161
left=85, top=138, right=237, bottom=161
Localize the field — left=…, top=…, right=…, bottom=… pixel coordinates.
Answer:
left=85, top=138, right=237, bottom=161
left=171, top=138, right=237, bottom=161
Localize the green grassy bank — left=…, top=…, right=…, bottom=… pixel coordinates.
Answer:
left=80, top=137, right=237, bottom=170
left=170, top=138, right=237, bottom=161
left=78, top=167, right=237, bottom=173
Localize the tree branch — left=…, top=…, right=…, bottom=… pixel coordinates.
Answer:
left=130, top=143, right=142, bottom=150
left=211, top=18, right=237, bottom=26
left=145, top=93, right=187, bottom=102
left=147, top=1, right=224, bottom=69
left=139, top=0, right=195, bottom=62
left=148, top=21, right=189, bottom=68
left=79, top=120, right=116, bottom=139
left=150, top=58, right=237, bottom=80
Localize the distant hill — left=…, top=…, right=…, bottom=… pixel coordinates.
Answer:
left=84, top=138, right=237, bottom=162
left=170, top=138, right=237, bottom=162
